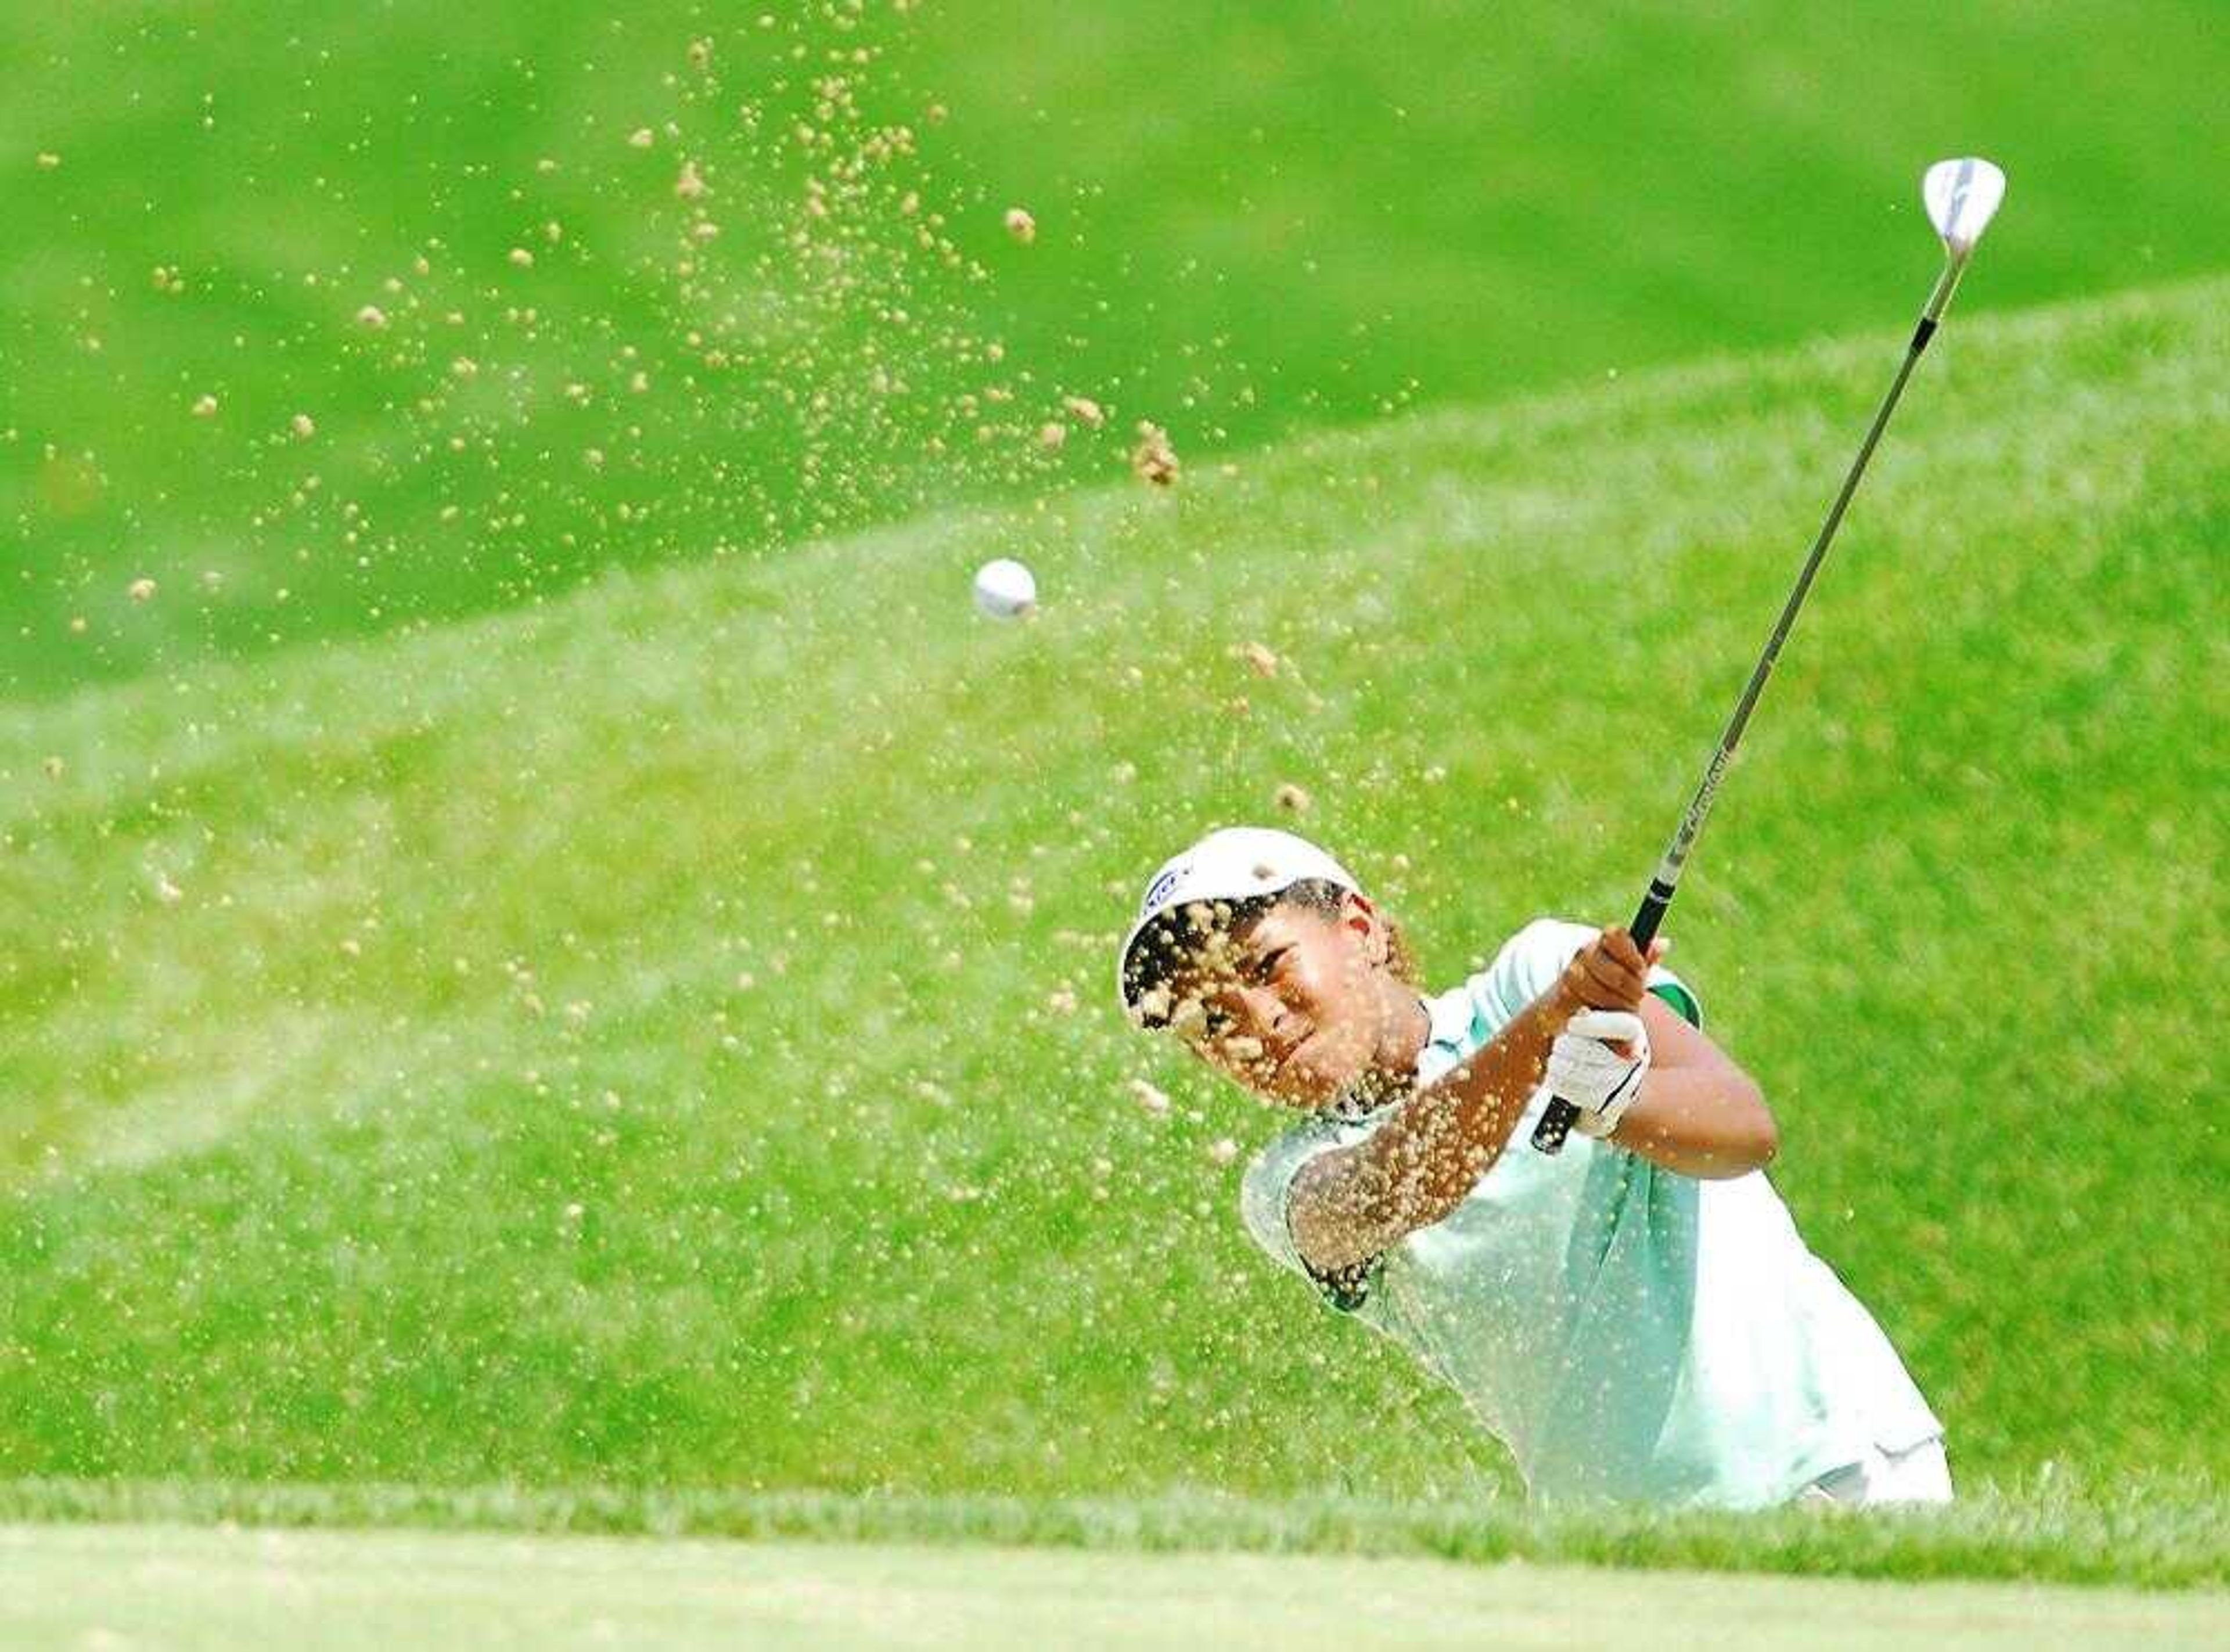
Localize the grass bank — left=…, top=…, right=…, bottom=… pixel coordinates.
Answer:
left=3, top=278, right=2224, bottom=1509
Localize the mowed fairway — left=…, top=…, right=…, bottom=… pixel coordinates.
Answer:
left=6, top=1525, right=2225, bottom=1651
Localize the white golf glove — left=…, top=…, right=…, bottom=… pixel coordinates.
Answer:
left=1543, top=1009, right=1650, bottom=1140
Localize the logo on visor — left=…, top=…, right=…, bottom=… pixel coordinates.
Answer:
left=1142, top=867, right=1183, bottom=914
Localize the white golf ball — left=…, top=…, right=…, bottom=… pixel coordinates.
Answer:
left=972, top=557, right=1037, bottom=619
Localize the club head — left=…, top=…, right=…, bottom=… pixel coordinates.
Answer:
left=1923, top=157, right=2006, bottom=259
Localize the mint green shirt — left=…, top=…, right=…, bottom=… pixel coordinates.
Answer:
left=1240, top=919, right=1943, bottom=1508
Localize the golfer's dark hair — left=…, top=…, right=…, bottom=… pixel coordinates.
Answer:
left=1125, top=879, right=1418, bottom=1028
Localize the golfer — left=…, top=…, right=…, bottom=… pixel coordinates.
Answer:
left=1117, top=826, right=1949, bottom=1509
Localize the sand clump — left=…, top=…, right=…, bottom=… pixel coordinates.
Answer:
left=1131, top=421, right=1179, bottom=487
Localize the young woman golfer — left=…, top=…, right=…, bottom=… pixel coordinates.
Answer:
left=1117, top=826, right=1948, bottom=1509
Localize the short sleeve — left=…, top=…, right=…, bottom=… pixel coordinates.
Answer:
left=1239, top=1116, right=1384, bottom=1312
left=1239, top=1119, right=1344, bottom=1278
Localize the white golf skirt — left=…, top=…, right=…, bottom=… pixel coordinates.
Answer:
left=1800, top=1437, right=1954, bottom=1507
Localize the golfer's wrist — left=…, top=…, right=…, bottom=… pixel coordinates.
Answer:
left=1539, top=979, right=1587, bottom=1028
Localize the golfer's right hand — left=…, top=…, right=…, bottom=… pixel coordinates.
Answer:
left=1545, top=1009, right=1652, bottom=1138
left=1555, top=927, right=1666, bottom=1016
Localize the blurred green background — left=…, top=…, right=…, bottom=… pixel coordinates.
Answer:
left=1, top=1, right=2224, bottom=1521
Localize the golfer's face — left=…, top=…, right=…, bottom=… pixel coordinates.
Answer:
left=1171, top=905, right=1384, bottom=1108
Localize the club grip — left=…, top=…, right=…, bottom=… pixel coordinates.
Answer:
left=1530, top=1097, right=1582, bottom=1154
left=1528, top=880, right=1677, bottom=1155
left=1628, top=881, right=1672, bottom=949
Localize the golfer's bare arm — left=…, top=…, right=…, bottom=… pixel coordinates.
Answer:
left=1289, top=935, right=1776, bottom=1272
left=1608, top=998, right=1777, bottom=1179
left=1288, top=988, right=1569, bottom=1271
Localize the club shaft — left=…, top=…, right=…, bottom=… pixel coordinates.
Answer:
left=1649, top=312, right=1936, bottom=899
left=1529, top=278, right=1951, bottom=1155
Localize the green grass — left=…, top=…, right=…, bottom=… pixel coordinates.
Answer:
left=5, top=1, right=2226, bottom=694
left=1, top=1480, right=2223, bottom=1590
left=5, top=1522, right=2225, bottom=1650
left=3, top=275, right=2224, bottom=1539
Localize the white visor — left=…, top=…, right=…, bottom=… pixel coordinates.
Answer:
left=1115, top=826, right=1359, bottom=1017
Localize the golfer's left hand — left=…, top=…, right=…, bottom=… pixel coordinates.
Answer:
left=1556, top=927, right=1667, bottom=1014
left=1544, top=1009, right=1652, bottom=1139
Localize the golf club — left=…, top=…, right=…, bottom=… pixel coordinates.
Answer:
left=1531, top=156, right=2006, bottom=1156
